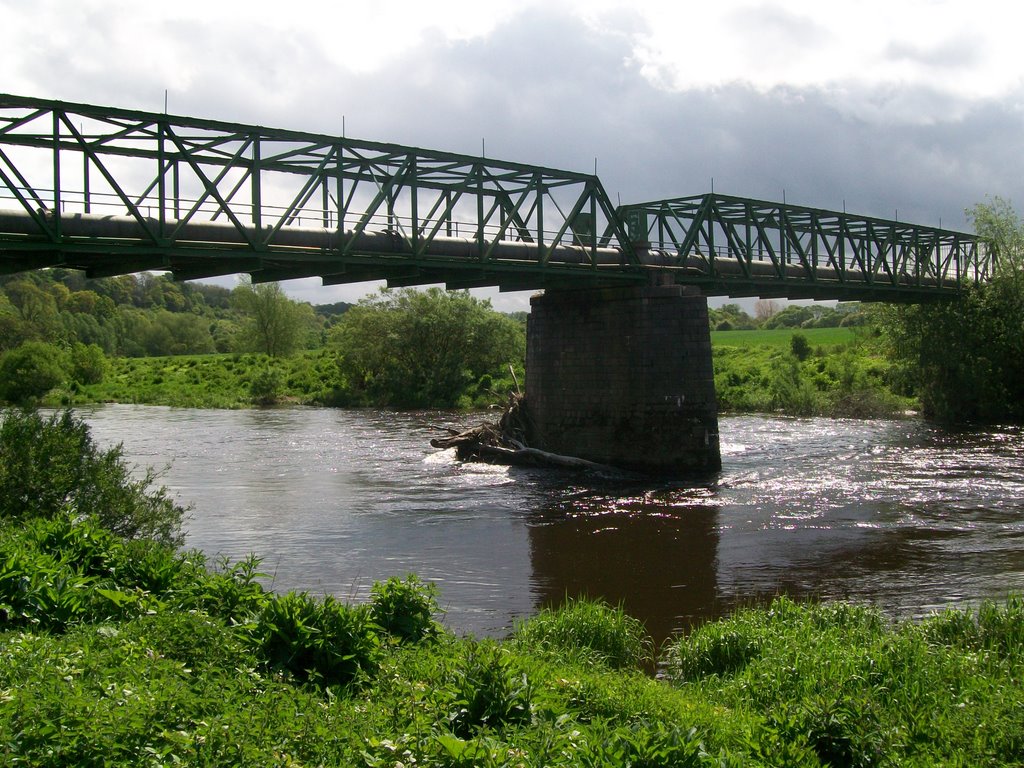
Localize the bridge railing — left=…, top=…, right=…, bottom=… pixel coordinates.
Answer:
left=613, top=194, right=994, bottom=298
left=0, top=94, right=637, bottom=287
left=0, top=184, right=590, bottom=244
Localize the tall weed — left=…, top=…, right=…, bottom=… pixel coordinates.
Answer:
left=513, top=598, right=653, bottom=670
left=370, top=573, right=442, bottom=643
left=251, top=591, right=380, bottom=686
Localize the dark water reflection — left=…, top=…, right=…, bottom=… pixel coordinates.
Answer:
left=77, top=405, right=1024, bottom=646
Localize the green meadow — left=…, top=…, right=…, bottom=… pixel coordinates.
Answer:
left=711, top=326, right=857, bottom=348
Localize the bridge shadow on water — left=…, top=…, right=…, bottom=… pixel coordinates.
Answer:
left=524, top=480, right=723, bottom=650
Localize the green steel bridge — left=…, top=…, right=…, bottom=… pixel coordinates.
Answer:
left=0, top=94, right=995, bottom=301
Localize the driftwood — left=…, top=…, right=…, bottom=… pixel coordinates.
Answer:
left=430, top=393, right=624, bottom=475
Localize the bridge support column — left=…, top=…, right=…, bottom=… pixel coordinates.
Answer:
left=525, top=285, right=721, bottom=476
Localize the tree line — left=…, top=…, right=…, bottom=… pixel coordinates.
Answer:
left=0, top=268, right=526, bottom=409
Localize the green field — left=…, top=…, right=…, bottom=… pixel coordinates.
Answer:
left=711, top=326, right=857, bottom=348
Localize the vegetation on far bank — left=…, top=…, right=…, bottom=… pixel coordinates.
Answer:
left=1, top=407, right=1023, bottom=766
left=880, top=197, right=1024, bottom=424
left=712, top=327, right=914, bottom=419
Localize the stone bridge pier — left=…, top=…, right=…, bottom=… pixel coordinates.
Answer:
left=525, top=284, right=721, bottom=476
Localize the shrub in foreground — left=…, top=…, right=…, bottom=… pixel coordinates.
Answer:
left=0, top=408, right=186, bottom=546
left=251, top=591, right=380, bottom=686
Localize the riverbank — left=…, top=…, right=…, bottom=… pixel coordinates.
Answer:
left=2, top=512, right=1022, bottom=765
left=40, top=327, right=913, bottom=419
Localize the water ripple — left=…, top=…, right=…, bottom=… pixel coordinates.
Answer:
left=77, top=405, right=1024, bottom=642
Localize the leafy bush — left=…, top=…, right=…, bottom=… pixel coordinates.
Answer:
left=0, top=408, right=186, bottom=546
left=370, top=574, right=441, bottom=643
left=69, top=342, right=108, bottom=385
left=249, top=365, right=283, bottom=405
left=769, top=355, right=820, bottom=415
left=0, top=341, right=67, bottom=403
left=446, top=641, right=534, bottom=737
left=513, top=597, right=653, bottom=670
left=251, top=591, right=380, bottom=686
left=790, top=331, right=811, bottom=361
left=186, top=554, right=268, bottom=622
left=331, top=287, right=525, bottom=408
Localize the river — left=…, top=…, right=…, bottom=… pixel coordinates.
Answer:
left=77, top=404, right=1024, bottom=645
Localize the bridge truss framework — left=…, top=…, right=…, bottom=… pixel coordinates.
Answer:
left=0, top=94, right=995, bottom=301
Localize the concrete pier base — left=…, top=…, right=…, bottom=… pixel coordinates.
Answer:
left=525, top=285, right=721, bottom=476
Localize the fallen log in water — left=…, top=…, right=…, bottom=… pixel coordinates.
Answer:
left=429, top=393, right=626, bottom=475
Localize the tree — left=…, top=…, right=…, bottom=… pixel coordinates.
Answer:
left=5, top=279, right=59, bottom=340
left=331, top=287, right=525, bottom=408
left=231, top=278, right=313, bottom=357
left=883, top=197, right=1024, bottom=423
left=0, top=341, right=68, bottom=403
left=754, top=299, right=781, bottom=323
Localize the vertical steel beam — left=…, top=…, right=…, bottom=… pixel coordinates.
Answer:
left=251, top=134, right=262, bottom=233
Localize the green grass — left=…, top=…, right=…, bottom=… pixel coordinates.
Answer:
left=711, top=326, right=857, bottom=348
left=3, top=516, right=1022, bottom=766
left=54, top=350, right=347, bottom=409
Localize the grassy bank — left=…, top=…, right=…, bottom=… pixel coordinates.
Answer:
left=712, top=328, right=912, bottom=418
left=2, top=408, right=1022, bottom=765
left=50, top=348, right=516, bottom=411
left=2, top=512, right=1021, bottom=765
left=55, top=350, right=346, bottom=410
left=41, top=327, right=912, bottom=421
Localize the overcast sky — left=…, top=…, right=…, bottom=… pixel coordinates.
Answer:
left=3, top=0, right=1022, bottom=310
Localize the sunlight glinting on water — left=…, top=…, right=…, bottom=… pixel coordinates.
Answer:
left=77, top=406, right=1024, bottom=641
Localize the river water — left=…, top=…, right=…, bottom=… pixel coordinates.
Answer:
left=77, top=405, right=1024, bottom=645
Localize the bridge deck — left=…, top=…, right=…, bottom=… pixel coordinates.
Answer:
left=0, top=94, right=995, bottom=300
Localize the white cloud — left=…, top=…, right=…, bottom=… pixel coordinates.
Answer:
left=580, top=1, right=1024, bottom=112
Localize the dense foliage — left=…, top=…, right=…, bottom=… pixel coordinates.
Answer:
left=331, top=287, right=525, bottom=408
left=883, top=197, right=1024, bottom=424
left=0, top=408, right=186, bottom=546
